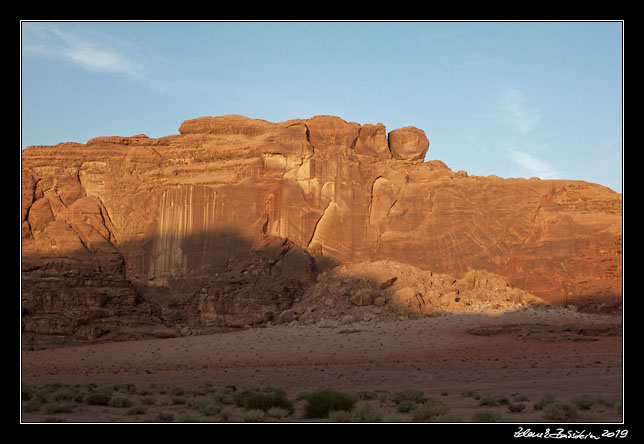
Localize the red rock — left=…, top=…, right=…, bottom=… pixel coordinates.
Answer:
left=21, top=114, right=622, bottom=343
left=388, top=126, right=429, bottom=161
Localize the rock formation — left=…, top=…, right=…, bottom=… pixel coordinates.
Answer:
left=21, top=114, right=622, bottom=344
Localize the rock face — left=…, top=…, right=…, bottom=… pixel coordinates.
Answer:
left=21, top=114, right=622, bottom=344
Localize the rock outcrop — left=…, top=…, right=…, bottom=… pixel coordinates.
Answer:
left=21, top=114, right=622, bottom=344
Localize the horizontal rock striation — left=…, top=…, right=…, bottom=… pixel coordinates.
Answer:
left=21, top=114, right=622, bottom=344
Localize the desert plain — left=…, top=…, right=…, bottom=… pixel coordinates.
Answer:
left=21, top=304, right=623, bottom=423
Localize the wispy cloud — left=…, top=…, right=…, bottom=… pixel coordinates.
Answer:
left=22, top=23, right=144, bottom=81
left=509, top=149, right=561, bottom=179
left=495, top=85, right=541, bottom=134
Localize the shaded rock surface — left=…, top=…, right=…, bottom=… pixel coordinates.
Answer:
left=21, top=114, right=622, bottom=346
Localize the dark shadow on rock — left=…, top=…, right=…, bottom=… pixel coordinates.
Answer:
left=21, top=227, right=331, bottom=349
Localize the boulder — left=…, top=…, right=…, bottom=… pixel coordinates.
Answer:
left=388, top=126, right=429, bottom=161
left=350, top=289, right=380, bottom=306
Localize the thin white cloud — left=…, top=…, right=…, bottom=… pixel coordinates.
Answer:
left=509, top=149, right=561, bottom=179
left=495, top=85, right=541, bottom=134
left=22, top=23, right=143, bottom=80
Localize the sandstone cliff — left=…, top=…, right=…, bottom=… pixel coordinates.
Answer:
left=21, top=115, right=622, bottom=344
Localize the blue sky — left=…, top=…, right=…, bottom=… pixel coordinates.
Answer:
left=21, top=21, right=623, bottom=192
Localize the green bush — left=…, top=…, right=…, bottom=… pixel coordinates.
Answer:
left=543, top=402, right=579, bottom=421
left=328, top=410, right=353, bottom=422
left=472, top=411, right=505, bottom=422
left=303, top=389, right=357, bottom=419
left=85, top=393, right=111, bottom=406
left=241, top=392, right=294, bottom=414
left=396, top=400, right=420, bottom=413
left=22, top=399, right=42, bottom=412
left=355, top=390, right=378, bottom=401
left=187, top=398, right=222, bottom=416
left=156, top=412, right=174, bottom=422
left=478, top=395, right=499, bottom=406
left=410, top=399, right=449, bottom=421
left=126, top=404, right=148, bottom=415
left=22, top=383, right=35, bottom=401
left=351, top=404, right=382, bottom=422
left=534, top=393, right=557, bottom=410
left=52, top=388, right=82, bottom=402
left=430, top=414, right=463, bottom=423
left=570, top=394, right=613, bottom=411
left=170, top=386, right=185, bottom=396
left=392, top=389, right=425, bottom=404
left=44, top=401, right=75, bottom=414
left=108, top=396, right=134, bottom=408
left=266, top=407, right=291, bottom=419
left=243, top=409, right=265, bottom=422
left=508, top=403, right=526, bottom=413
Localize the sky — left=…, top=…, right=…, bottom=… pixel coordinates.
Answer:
left=20, top=21, right=623, bottom=193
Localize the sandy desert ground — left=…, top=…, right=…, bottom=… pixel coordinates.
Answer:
left=20, top=306, right=623, bottom=424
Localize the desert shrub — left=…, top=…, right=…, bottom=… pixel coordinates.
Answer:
left=138, top=396, right=157, bottom=406
left=409, top=399, right=449, bottom=421
left=243, top=409, right=265, bottom=422
left=392, top=389, right=425, bottom=404
left=32, top=390, right=50, bottom=404
left=209, top=390, right=235, bottom=405
left=170, top=386, right=185, bottom=396
left=219, top=406, right=234, bottom=421
left=85, top=393, right=111, bottom=406
left=382, top=413, right=408, bottom=422
left=156, top=412, right=174, bottom=422
left=41, top=383, right=65, bottom=393
left=266, top=407, right=291, bottom=419
left=52, top=387, right=80, bottom=402
left=376, top=390, right=393, bottom=402
left=22, top=399, right=42, bottom=412
left=170, top=396, right=187, bottom=405
left=396, top=400, right=420, bottom=413
left=542, top=402, right=579, bottom=421
left=108, top=396, right=134, bottom=408
left=355, top=390, right=378, bottom=401
left=570, top=394, right=595, bottom=410
left=302, top=389, right=357, bottom=419
left=328, top=410, right=353, bottom=422
left=126, top=404, right=148, bottom=415
left=513, top=394, right=529, bottom=402
left=177, top=415, right=202, bottom=423
left=534, top=393, right=557, bottom=410
left=22, top=383, right=36, bottom=401
left=187, top=398, right=222, bottom=416
left=351, top=404, right=382, bottom=422
left=508, top=403, right=526, bottom=413
left=570, top=394, right=613, bottom=411
left=430, top=414, right=463, bottom=423
left=45, top=401, right=75, bottom=414
left=472, top=411, right=505, bottom=422
left=240, top=391, right=294, bottom=414
left=478, top=395, right=499, bottom=406
left=233, top=388, right=259, bottom=407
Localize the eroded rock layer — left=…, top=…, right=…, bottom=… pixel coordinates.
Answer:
left=21, top=115, right=622, bottom=342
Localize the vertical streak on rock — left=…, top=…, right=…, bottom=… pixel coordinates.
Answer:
left=307, top=200, right=334, bottom=249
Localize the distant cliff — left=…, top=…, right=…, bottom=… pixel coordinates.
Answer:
left=21, top=115, right=622, bottom=344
